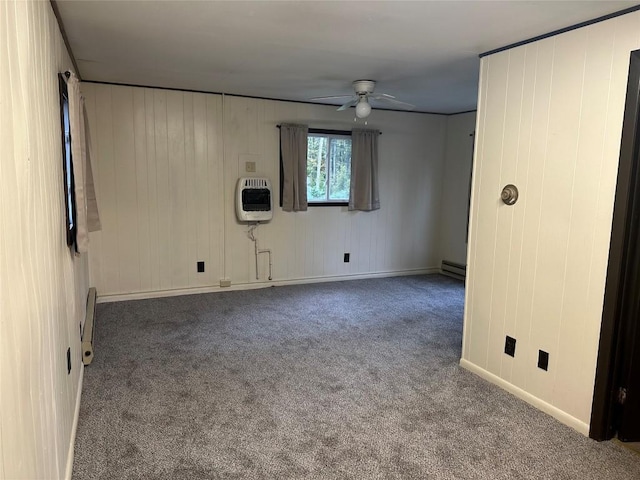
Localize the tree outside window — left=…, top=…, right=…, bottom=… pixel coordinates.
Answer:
left=307, top=133, right=351, bottom=203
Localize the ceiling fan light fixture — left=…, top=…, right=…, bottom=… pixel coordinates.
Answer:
left=311, top=79, right=413, bottom=118
left=355, top=97, right=371, bottom=119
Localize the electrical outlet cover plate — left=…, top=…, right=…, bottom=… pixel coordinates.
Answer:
left=505, top=336, right=516, bottom=357
left=538, top=350, right=549, bottom=370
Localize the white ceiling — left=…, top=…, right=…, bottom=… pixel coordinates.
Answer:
left=56, top=0, right=638, bottom=114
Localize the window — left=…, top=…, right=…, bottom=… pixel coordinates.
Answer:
left=307, top=130, right=351, bottom=205
left=58, top=73, right=76, bottom=246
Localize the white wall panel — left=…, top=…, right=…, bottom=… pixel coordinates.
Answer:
left=0, top=1, right=88, bottom=478
left=85, top=85, right=225, bottom=295
left=113, top=87, right=141, bottom=293
left=154, top=90, right=172, bottom=290
left=206, top=95, right=225, bottom=286
left=498, top=46, right=526, bottom=385
left=166, top=91, right=189, bottom=288
left=509, top=43, right=539, bottom=388
left=221, top=97, right=447, bottom=286
left=439, top=112, right=476, bottom=267
left=463, top=11, right=640, bottom=431
left=85, top=86, right=447, bottom=297
left=468, top=52, right=510, bottom=371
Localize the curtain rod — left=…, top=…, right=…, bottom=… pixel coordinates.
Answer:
left=276, top=125, right=382, bottom=135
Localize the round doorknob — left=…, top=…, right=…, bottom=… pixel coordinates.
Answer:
left=501, top=184, right=518, bottom=205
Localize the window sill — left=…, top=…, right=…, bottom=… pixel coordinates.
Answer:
left=308, top=201, right=348, bottom=207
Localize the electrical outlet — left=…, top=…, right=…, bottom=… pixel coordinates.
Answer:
left=220, top=279, right=231, bottom=288
left=344, top=253, right=350, bottom=263
left=538, top=350, right=549, bottom=371
left=197, top=261, right=205, bottom=273
left=67, top=347, right=71, bottom=374
left=504, top=336, right=516, bottom=357
left=245, top=161, right=256, bottom=173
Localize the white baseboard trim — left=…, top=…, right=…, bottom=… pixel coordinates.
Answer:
left=65, top=365, right=84, bottom=480
left=96, top=268, right=441, bottom=303
left=459, top=358, right=590, bottom=437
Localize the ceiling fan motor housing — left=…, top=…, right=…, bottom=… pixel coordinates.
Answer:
left=353, top=80, right=376, bottom=95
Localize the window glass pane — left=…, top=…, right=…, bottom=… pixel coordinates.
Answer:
left=328, top=138, right=351, bottom=201
left=305, top=132, right=351, bottom=203
left=307, top=136, right=327, bottom=202
left=63, top=101, right=74, bottom=229
left=59, top=73, right=76, bottom=246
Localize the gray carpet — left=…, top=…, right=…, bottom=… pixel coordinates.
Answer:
left=72, top=275, right=640, bottom=479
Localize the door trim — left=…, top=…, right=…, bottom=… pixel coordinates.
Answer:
left=590, top=49, right=640, bottom=440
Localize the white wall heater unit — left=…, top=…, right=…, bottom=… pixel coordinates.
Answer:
left=441, top=260, right=466, bottom=281
left=236, top=177, right=273, bottom=222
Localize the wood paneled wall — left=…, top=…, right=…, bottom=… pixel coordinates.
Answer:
left=83, top=84, right=448, bottom=298
left=462, top=11, right=640, bottom=433
left=83, top=85, right=224, bottom=295
left=0, top=2, right=89, bottom=479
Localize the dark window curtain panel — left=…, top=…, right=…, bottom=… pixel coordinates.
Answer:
left=349, top=128, right=380, bottom=211
left=280, top=124, right=309, bottom=212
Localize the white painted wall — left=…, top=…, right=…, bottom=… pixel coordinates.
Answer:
left=0, top=2, right=89, bottom=479
left=462, top=11, right=640, bottom=435
left=83, top=84, right=448, bottom=298
left=439, top=112, right=476, bottom=266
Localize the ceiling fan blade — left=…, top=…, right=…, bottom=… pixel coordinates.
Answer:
left=337, top=97, right=359, bottom=111
left=310, top=94, right=355, bottom=101
left=370, top=93, right=397, bottom=100
left=374, top=96, right=415, bottom=110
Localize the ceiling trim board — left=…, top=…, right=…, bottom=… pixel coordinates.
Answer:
left=447, top=109, right=477, bottom=116
left=80, top=80, right=451, bottom=116
left=49, top=0, right=81, bottom=79
left=480, top=4, right=640, bottom=58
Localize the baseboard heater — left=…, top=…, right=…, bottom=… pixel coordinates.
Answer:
left=82, top=287, right=97, bottom=365
left=441, top=260, right=466, bottom=280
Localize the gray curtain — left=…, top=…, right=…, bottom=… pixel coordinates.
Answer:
left=280, top=124, right=309, bottom=212
left=349, top=128, right=380, bottom=211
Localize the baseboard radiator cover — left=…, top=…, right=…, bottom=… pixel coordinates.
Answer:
left=82, top=287, right=97, bottom=365
left=441, top=260, right=466, bottom=280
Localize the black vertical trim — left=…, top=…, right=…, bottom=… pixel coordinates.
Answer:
left=590, top=49, right=640, bottom=441
left=466, top=131, right=475, bottom=243
left=279, top=132, right=284, bottom=208
left=58, top=73, right=77, bottom=248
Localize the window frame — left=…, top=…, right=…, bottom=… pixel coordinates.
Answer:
left=306, top=129, right=352, bottom=206
left=279, top=127, right=353, bottom=208
left=58, top=73, right=77, bottom=247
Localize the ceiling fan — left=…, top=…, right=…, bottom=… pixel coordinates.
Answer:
left=310, top=80, right=415, bottom=119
